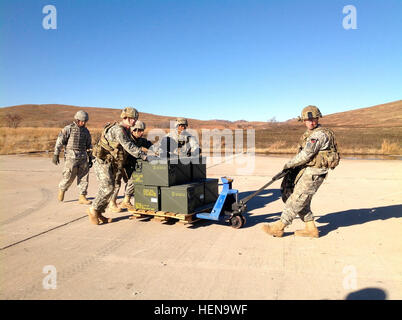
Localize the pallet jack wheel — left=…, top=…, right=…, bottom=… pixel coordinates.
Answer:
left=240, top=215, right=246, bottom=226
left=230, top=215, right=245, bottom=229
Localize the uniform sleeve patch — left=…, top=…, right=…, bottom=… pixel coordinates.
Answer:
left=310, top=139, right=317, bottom=143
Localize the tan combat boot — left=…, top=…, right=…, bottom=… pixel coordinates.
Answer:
left=78, top=194, right=92, bottom=205
left=108, top=198, right=122, bottom=213
left=58, top=190, right=65, bottom=202
left=98, top=212, right=113, bottom=224
left=119, top=195, right=135, bottom=211
left=262, top=220, right=286, bottom=237
left=86, top=207, right=100, bottom=225
left=294, top=221, right=319, bottom=238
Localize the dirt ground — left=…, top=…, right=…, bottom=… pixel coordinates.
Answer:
left=0, top=154, right=401, bottom=300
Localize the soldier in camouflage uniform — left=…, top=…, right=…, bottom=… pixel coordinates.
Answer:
left=52, top=110, right=93, bottom=205
left=108, top=120, right=153, bottom=212
left=87, top=107, right=148, bottom=225
left=157, top=117, right=201, bottom=158
left=262, top=105, right=340, bottom=238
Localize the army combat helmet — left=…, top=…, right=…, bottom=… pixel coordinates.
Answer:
left=301, top=105, right=322, bottom=121
left=120, top=107, right=139, bottom=120
left=74, top=110, right=89, bottom=122
left=132, top=120, right=146, bottom=131
left=175, top=117, right=188, bottom=127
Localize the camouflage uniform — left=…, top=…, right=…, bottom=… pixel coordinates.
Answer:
left=157, top=129, right=200, bottom=158
left=91, top=122, right=146, bottom=214
left=280, top=124, right=336, bottom=225
left=54, top=122, right=92, bottom=195
left=111, top=136, right=153, bottom=200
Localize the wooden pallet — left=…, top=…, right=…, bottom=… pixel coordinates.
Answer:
left=128, top=209, right=200, bottom=225
left=128, top=200, right=217, bottom=226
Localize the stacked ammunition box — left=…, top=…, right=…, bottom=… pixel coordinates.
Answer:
left=160, top=182, right=205, bottom=213
left=130, top=157, right=218, bottom=214
left=134, top=185, right=160, bottom=211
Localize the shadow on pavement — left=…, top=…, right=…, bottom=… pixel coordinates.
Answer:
left=238, top=188, right=282, bottom=212
left=345, top=287, right=387, bottom=300
left=239, top=199, right=402, bottom=235
left=110, top=214, right=133, bottom=223
left=64, top=196, right=96, bottom=203
left=187, top=188, right=283, bottom=229
left=239, top=188, right=283, bottom=228
left=316, top=204, right=402, bottom=236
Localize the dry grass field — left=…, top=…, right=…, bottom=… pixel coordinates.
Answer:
left=0, top=125, right=400, bottom=156
left=0, top=127, right=102, bottom=155
left=253, top=125, right=402, bottom=155
left=0, top=100, right=401, bottom=155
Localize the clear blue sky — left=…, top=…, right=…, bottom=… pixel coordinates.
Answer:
left=1, top=0, right=401, bottom=121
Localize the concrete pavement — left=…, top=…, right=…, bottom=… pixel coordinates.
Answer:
left=0, top=154, right=401, bottom=299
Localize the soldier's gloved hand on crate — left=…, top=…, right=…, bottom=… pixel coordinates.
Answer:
left=52, top=154, right=60, bottom=165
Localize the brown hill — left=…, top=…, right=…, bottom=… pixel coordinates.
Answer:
left=0, top=104, right=267, bottom=130
left=0, top=99, right=401, bottom=129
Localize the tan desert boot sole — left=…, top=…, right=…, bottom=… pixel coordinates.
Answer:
left=119, top=201, right=135, bottom=211
left=58, top=190, right=65, bottom=202
left=262, top=223, right=284, bottom=237
left=294, top=221, right=319, bottom=238
left=86, top=208, right=100, bottom=225
left=98, top=214, right=113, bottom=224
left=108, top=200, right=122, bottom=213
left=78, top=195, right=92, bottom=205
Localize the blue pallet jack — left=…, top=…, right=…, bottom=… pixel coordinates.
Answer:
left=196, top=170, right=288, bottom=228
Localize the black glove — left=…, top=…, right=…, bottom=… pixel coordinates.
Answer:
left=52, top=154, right=60, bottom=165
left=283, top=163, right=293, bottom=170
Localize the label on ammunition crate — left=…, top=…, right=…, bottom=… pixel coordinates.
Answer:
left=151, top=197, right=158, bottom=203
left=143, top=189, right=157, bottom=197
left=151, top=164, right=166, bottom=170
left=131, top=174, right=143, bottom=183
left=136, top=203, right=150, bottom=210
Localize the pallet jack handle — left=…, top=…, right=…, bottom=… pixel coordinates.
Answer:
left=232, top=169, right=288, bottom=213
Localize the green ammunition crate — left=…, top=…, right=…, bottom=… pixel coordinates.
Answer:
left=128, top=160, right=145, bottom=185
left=130, top=170, right=144, bottom=185
left=131, top=171, right=144, bottom=185
left=202, top=178, right=219, bottom=204
left=142, top=159, right=192, bottom=187
left=134, top=185, right=160, bottom=211
left=190, top=156, right=206, bottom=180
left=160, top=182, right=205, bottom=214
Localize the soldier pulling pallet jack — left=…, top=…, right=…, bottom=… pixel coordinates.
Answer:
left=262, top=105, right=340, bottom=237
left=194, top=105, right=340, bottom=236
